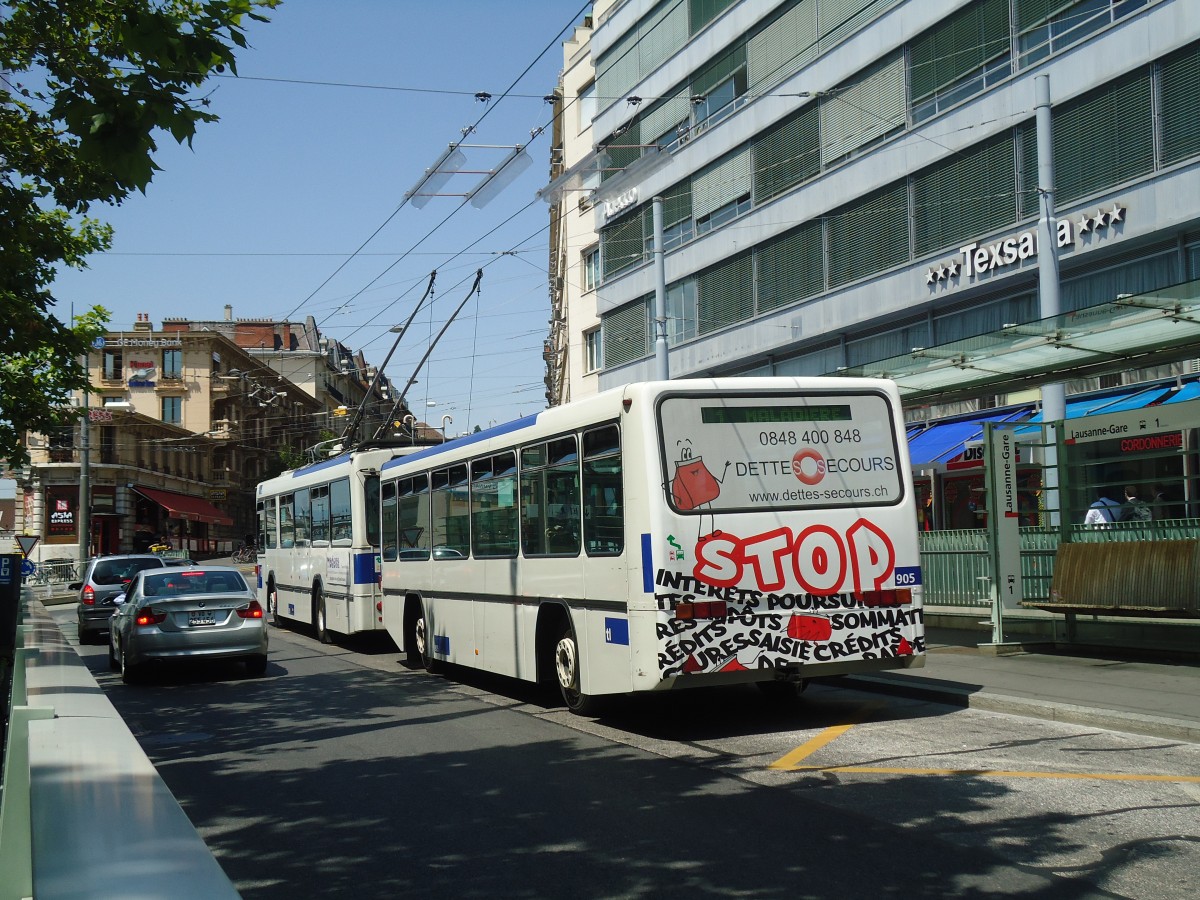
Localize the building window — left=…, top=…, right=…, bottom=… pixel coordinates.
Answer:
left=584, top=328, right=603, bottom=373
left=578, top=80, right=596, bottom=133
left=102, top=349, right=123, bottom=380
left=162, top=349, right=182, bottom=379
left=582, top=245, right=600, bottom=292
left=695, top=195, right=751, bottom=236
left=161, top=396, right=182, bottom=425
left=666, top=281, right=697, bottom=344
left=1017, top=0, right=1147, bottom=70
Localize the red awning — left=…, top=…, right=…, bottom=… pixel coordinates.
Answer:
left=131, top=485, right=233, bottom=526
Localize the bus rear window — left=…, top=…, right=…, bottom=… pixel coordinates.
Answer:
left=658, top=391, right=903, bottom=512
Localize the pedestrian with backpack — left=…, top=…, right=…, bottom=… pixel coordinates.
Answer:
left=1119, top=485, right=1152, bottom=522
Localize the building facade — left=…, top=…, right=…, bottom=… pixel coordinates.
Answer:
left=15, top=316, right=324, bottom=563
left=547, top=0, right=1200, bottom=417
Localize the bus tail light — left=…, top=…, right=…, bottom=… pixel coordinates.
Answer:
left=675, top=600, right=727, bottom=621
left=136, top=607, right=167, bottom=627
left=236, top=600, right=264, bottom=619
left=855, top=588, right=913, bottom=607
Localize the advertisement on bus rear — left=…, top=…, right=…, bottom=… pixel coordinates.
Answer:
left=657, top=390, right=904, bottom=513
left=651, top=389, right=922, bottom=679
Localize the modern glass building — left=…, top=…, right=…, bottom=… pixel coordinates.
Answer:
left=544, top=0, right=1200, bottom=413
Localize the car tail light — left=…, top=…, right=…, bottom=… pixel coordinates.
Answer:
left=136, top=607, right=167, bottom=627
left=674, top=600, right=728, bottom=620
left=82, top=584, right=95, bottom=606
left=236, top=600, right=264, bottom=620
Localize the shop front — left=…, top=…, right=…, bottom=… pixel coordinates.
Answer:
left=130, top=485, right=234, bottom=556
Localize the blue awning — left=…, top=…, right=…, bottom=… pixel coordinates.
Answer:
left=1161, top=382, right=1200, bottom=404
left=1023, top=386, right=1172, bottom=422
left=907, top=410, right=1030, bottom=466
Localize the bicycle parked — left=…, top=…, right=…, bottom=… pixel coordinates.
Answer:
left=231, top=544, right=257, bottom=564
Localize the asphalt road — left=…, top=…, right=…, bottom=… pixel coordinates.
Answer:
left=57, top=608, right=1200, bottom=900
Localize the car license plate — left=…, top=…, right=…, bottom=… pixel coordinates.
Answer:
left=189, top=614, right=215, bottom=627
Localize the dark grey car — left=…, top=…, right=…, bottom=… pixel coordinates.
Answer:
left=72, top=554, right=168, bottom=643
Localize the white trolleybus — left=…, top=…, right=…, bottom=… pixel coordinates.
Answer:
left=256, top=445, right=396, bottom=642
left=375, top=377, right=925, bottom=713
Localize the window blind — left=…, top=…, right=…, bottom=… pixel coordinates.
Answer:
left=1161, top=41, right=1200, bottom=164
left=909, top=0, right=1009, bottom=102
left=698, top=253, right=753, bottom=334
left=913, top=133, right=1016, bottom=256
left=756, top=221, right=824, bottom=313
left=753, top=102, right=820, bottom=202
left=821, top=51, right=905, bottom=165
left=602, top=299, right=651, bottom=366
left=827, top=182, right=909, bottom=287
left=747, top=0, right=818, bottom=91
left=693, top=148, right=752, bottom=218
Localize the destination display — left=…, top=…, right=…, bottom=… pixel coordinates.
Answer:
left=659, top=392, right=902, bottom=512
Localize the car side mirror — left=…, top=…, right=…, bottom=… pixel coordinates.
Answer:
left=113, top=595, right=126, bottom=606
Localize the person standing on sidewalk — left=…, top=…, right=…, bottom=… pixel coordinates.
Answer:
left=1084, top=491, right=1121, bottom=528
left=1119, top=485, right=1152, bottom=523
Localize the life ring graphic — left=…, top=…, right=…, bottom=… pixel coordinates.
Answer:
left=792, top=448, right=825, bottom=485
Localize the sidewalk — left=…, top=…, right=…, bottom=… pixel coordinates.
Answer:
left=839, top=627, right=1200, bottom=743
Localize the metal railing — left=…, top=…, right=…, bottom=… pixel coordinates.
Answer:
left=919, top=519, right=1200, bottom=608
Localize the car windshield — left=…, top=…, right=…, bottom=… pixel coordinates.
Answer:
left=92, top=558, right=162, bottom=585
left=141, top=570, right=248, bottom=597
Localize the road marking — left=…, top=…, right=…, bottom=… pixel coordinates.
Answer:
left=780, top=765, right=1200, bottom=783
left=769, top=703, right=883, bottom=770
left=769, top=725, right=856, bottom=770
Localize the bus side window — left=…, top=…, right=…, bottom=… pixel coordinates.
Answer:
left=583, top=425, right=623, bottom=556
left=294, top=488, right=310, bottom=547
left=521, top=438, right=580, bottom=557
left=432, top=465, right=470, bottom=558
left=381, top=481, right=398, bottom=562
left=264, top=498, right=278, bottom=550
left=311, top=486, right=330, bottom=545
left=398, top=474, right=432, bottom=560
left=279, top=493, right=295, bottom=549
left=330, top=478, right=352, bottom=546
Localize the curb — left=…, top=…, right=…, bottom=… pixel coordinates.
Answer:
left=835, top=673, right=1200, bottom=745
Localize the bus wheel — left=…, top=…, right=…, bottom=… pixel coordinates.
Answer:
left=314, top=588, right=332, bottom=644
left=267, top=581, right=281, bottom=628
left=554, top=621, right=600, bottom=716
left=412, top=602, right=438, bottom=671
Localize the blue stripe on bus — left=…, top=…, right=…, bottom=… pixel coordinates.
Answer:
left=353, top=552, right=377, bottom=585
left=641, top=533, right=653, bottom=594
left=381, top=413, right=542, bottom=471
left=296, top=451, right=354, bottom=476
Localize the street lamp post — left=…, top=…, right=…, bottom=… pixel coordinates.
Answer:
left=78, top=378, right=91, bottom=562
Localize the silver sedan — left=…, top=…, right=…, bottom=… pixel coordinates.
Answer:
left=109, top=565, right=268, bottom=683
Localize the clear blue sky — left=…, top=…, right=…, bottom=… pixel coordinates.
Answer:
left=49, top=0, right=588, bottom=436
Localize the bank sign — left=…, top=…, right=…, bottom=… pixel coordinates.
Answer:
left=925, top=202, right=1126, bottom=286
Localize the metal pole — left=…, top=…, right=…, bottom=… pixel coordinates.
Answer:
left=652, top=196, right=669, bottom=381
left=1035, top=73, right=1065, bottom=526
left=77, top=360, right=91, bottom=563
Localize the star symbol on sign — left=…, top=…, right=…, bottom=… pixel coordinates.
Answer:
left=1094, top=209, right=1110, bottom=228
left=947, top=261, right=961, bottom=278
left=1108, top=203, right=1125, bottom=223
left=926, top=269, right=937, bottom=284
left=937, top=264, right=949, bottom=281
left=1077, top=214, right=1092, bottom=233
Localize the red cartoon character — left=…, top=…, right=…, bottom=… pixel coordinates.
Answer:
left=669, top=440, right=729, bottom=540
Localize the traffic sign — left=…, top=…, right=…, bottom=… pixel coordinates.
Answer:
left=21, top=559, right=36, bottom=577
left=16, top=535, right=40, bottom=556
